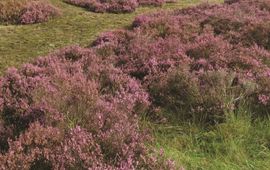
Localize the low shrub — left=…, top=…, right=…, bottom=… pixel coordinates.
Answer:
left=0, top=46, right=177, bottom=169
left=91, top=0, right=270, bottom=122
left=64, top=0, right=139, bottom=13
left=149, top=69, right=247, bottom=124
left=0, top=0, right=60, bottom=24
left=64, top=0, right=176, bottom=13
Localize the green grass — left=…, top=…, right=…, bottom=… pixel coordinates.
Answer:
left=0, top=0, right=222, bottom=74
left=150, top=109, right=270, bottom=170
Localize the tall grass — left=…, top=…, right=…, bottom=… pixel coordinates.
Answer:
left=150, top=104, right=270, bottom=169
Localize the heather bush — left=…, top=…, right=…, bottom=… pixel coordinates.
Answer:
left=0, top=46, right=177, bottom=169
left=148, top=69, right=247, bottom=124
left=243, top=23, right=270, bottom=50
left=91, top=0, right=270, bottom=123
left=138, top=0, right=165, bottom=6
left=0, top=0, right=60, bottom=24
left=64, top=0, right=176, bottom=13
left=0, top=0, right=26, bottom=23
left=92, top=30, right=191, bottom=82
left=64, top=0, right=139, bottom=13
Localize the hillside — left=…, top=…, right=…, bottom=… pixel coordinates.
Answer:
left=2, top=0, right=270, bottom=170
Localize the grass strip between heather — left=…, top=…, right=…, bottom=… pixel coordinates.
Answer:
left=0, top=0, right=222, bottom=74
left=146, top=107, right=270, bottom=170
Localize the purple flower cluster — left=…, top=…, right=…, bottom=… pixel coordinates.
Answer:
left=0, top=46, right=176, bottom=169
left=0, top=0, right=60, bottom=24
left=64, top=0, right=175, bottom=13
left=20, top=0, right=61, bottom=24
left=92, top=0, right=270, bottom=121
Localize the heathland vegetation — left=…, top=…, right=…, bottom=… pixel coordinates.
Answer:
left=1, top=0, right=270, bottom=169
left=0, top=0, right=60, bottom=24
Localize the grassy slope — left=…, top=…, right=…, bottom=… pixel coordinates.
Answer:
left=0, top=0, right=221, bottom=74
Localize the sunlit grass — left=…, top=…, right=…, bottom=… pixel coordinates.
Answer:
left=0, top=0, right=222, bottom=74
left=149, top=108, right=270, bottom=170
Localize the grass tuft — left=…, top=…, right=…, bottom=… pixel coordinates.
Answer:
left=150, top=106, right=270, bottom=170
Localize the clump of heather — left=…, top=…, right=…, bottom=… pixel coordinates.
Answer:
left=138, top=0, right=165, bottom=6
left=64, top=0, right=175, bottom=13
left=64, top=0, right=139, bottom=13
left=91, top=0, right=270, bottom=122
left=0, top=46, right=176, bottom=169
left=0, top=0, right=60, bottom=24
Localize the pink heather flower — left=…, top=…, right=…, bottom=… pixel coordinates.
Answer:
left=159, top=148, right=164, bottom=156
left=65, top=0, right=175, bottom=14
left=264, top=69, right=270, bottom=77
left=0, top=0, right=60, bottom=24
left=20, top=1, right=60, bottom=24
left=259, top=94, right=270, bottom=105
